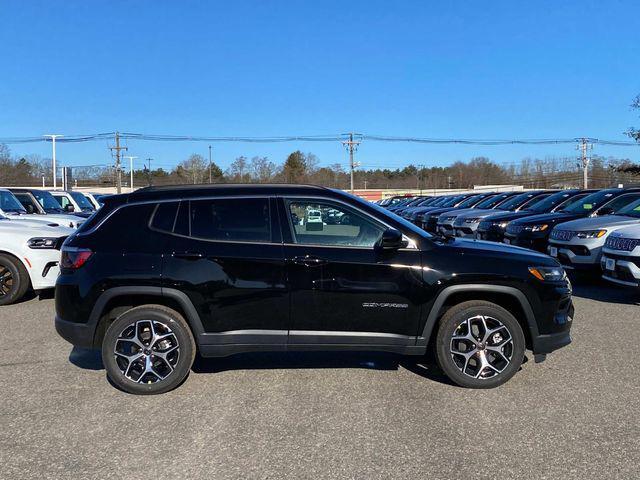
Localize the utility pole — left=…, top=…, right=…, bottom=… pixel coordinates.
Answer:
left=418, top=164, right=425, bottom=195
left=208, top=145, right=212, bottom=183
left=44, top=134, right=63, bottom=189
left=341, top=132, right=361, bottom=193
left=146, top=158, right=153, bottom=186
left=577, top=138, right=593, bottom=189
left=123, top=156, right=138, bottom=192
left=109, top=132, right=128, bottom=194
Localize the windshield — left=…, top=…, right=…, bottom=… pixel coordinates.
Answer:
left=605, top=193, right=640, bottom=214
left=456, top=194, right=486, bottom=209
left=442, top=195, right=466, bottom=207
left=69, top=191, right=95, bottom=210
left=476, top=193, right=511, bottom=209
left=616, top=198, right=640, bottom=218
left=32, top=190, right=65, bottom=212
left=527, top=191, right=577, bottom=213
left=496, top=192, right=541, bottom=211
left=561, top=190, right=620, bottom=214
left=0, top=191, right=27, bottom=213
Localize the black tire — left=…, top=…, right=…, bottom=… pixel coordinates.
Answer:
left=101, top=305, right=196, bottom=395
left=435, top=300, right=525, bottom=389
left=0, top=254, right=30, bottom=306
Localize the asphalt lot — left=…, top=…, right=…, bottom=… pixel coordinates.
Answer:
left=1, top=279, right=639, bottom=480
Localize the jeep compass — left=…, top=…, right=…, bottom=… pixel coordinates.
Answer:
left=55, top=185, right=574, bottom=394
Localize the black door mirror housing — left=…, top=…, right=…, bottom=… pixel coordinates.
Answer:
left=376, top=228, right=408, bottom=250
left=65, top=204, right=75, bottom=212
left=597, top=207, right=614, bottom=216
left=26, top=204, right=34, bottom=214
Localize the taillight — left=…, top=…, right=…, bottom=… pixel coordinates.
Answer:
left=60, top=247, right=93, bottom=270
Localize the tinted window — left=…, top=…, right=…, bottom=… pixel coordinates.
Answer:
left=617, top=198, right=640, bottom=218
left=13, top=192, right=36, bottom=210
left=0, top=191, right=26, bottom=213
left=528, top=191, right=578, bottom=213
left=601, top=193, right=640, bottom=214
left=94, top=204, right=156, bottom=250
left=190, top=198, right=271, bottom=242
left=476, top=194, right=509, bottom=209
left=287, top=199, right=384, bottom=247
left=562, top=190, right=619, bottom=213
left=70, top=191, right=94, bottom=210
left=150, top=202, right=179, bottom=233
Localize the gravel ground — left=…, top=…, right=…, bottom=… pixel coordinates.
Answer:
left=1, top=280, right=639, bottom=480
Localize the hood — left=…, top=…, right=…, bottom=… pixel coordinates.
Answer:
left=438, top=207, right=484, bottom=221
left=509, top=212, right=581, bottom=226
left=0, top=219, right=74, bottom=238
left=453, top=209, right=495, bottom=221
left=553, top=215, right=640, bottom=231
left=442, top=237, right=554, bottom=263
left=481, top=210, right=538, bottom=223
left=608, top=224, right=640, bottom=240
left=424, top=206, right=464, bottom=217
left=40, top=214, right=85, bottom=228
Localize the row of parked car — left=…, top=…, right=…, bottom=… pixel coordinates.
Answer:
left=378, top=188, right=640, bottom=287
left=0, top=187, right=110, bottom=305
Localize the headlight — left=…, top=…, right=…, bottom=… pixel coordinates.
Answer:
left=27, top=237, right=58, bottom=249
left=576, top=229, right=607, bottom=239
left=525, top=224, right=548, bottom=232
left=528, top=266, right=566, bottom=282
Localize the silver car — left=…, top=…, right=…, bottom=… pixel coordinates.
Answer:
left=601, top=224, right=640, bottom=286
left=548, top=194, right=640, bottom=270
left=437, top=192, right=515, bottom=237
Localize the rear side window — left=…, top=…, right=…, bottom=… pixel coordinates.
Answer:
left=150, top=202, right=179, bottom=233
left=189, top=198, right=271, bottom=242
left=94, top=203, right=157, bottom=249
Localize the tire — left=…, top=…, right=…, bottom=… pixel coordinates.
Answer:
left=101, top=305, right=196, bottom=395
left=435, top=300, right=525, bottom=389
left=0, top=254, right=30, bottom=306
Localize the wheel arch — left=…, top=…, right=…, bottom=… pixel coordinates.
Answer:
left=0, top=248, right=34, bottom=285
left=419, top=284, right=538, bottom=350
left=89, top=286, right=205, bottom=348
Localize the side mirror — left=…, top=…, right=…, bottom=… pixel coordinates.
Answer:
left=376, top=228, right=408, bottom=250
left=65, top=204, right=75, bottom=212
left=597, top=207, right=614, bottom=216
left=26, top=204, right=34, bottom=214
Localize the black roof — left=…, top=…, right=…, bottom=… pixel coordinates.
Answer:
left=126, top=183, right=334, bottom=202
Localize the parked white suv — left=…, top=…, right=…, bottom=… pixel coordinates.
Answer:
left=5, top=188, right=86, bottom=228
left=601, top=224, right=640, bottom=287
left=548, top=194, right=640, bottom=271
left=0, top=217, right=73, bottom=305
left=48, top=190, right=96, bottom=217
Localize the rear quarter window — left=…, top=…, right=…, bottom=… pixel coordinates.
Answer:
left=91, top=203, right=157, bottom=250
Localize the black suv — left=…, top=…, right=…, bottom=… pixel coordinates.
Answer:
left=55, top=185, right=574, bottom=395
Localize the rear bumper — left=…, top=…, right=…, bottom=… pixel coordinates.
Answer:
left=55, top=315, right=96, bottom=349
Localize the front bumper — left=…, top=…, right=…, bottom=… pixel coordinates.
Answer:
left=24, top=249, right=62, bottom=290
left=601, top=253, right=640, bottom=286
left=548, top=240, right=601, bottom=269
left=503, top=232, right=549, bottom=252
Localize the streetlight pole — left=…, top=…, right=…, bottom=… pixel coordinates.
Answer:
left=44, top=134, right=63, bottom=189
left=123, top=156, right=138, bottom=192
left=208, top=145, right=212, bottom=183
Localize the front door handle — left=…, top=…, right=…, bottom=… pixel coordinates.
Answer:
left=291, top=255, right=328, bottom=267
left=173, top=251, right=204, bottom=260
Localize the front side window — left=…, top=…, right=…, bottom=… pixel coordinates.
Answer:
left=600, top=193, right=640, bottom=214
left=190, top=198, right=271, bottom=242
left=286, top=199, right=384, bottom=247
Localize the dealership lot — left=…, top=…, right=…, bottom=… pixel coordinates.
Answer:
left=1, top=281, right=639, bottom=480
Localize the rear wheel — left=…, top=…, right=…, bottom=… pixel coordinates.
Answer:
left=436, top=300, right=525, bottom=388
left=102, top=305, right=196, bottom=395
left=0, top=254, right=30, bottom=306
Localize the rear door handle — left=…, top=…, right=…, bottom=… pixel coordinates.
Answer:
left=173, top=252, right=204, bottom=260
left=291, top=255, right=328, bottom=267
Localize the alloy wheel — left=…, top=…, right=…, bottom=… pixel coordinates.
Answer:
left=114, top=320, right=180, bottom=384
left=0, top=266, right=14, bottom=297
left=450, top=315, right=514, bottom=379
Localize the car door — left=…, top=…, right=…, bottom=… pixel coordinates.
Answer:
left=279, top=196, right=424, bottom=349
left=159, top=196, right=289, bottom=349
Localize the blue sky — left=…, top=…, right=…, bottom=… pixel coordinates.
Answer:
left=1, top=0, right=639, bottom=172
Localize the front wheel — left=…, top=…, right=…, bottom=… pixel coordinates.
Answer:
left=435, top=300, right=525, bottom=389
left=0, top=254, right=30, bottom=306
left=102, top=305, right=196, bottom=395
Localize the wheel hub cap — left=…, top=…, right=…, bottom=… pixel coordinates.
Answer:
left=114, top=320, right=180, bottom=384
left=450, top=315, right=514, bottom=379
